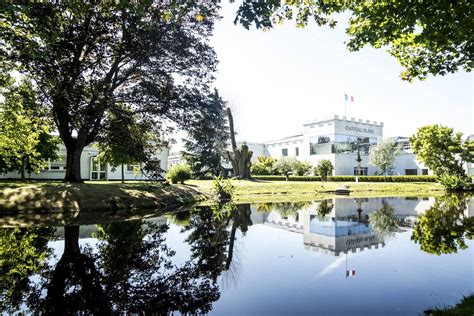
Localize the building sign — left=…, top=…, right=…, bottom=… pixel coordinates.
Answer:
left=345, top=235, right=376, bottom=246
left=345, top=125, right=375, bottom=134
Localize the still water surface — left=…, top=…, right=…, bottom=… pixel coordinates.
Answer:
left=1, top=195, right=473, bottom=315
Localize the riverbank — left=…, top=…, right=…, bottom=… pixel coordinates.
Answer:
left=0, top=181, right=205, bottom=214
left=188, top=179, right=445, bottom=203
left=0, top=180, right=445, bottom=215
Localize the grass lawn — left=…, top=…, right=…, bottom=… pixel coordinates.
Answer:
left=186, top=179, right=445, bottom=203
left=0, top=180, right=205, bottom=214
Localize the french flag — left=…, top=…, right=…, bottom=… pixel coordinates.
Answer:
left=346, top=270, right=356, bottom=277
left=344, top=93, right=354, bottom=102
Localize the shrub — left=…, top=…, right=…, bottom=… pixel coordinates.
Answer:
left=251, top=156, right=278, bottom=175
left=315, top=160, right=334, bottom=181
left=274, top=157, right=294, bottom=178
left=166, top=164, right=191, bottom=184
left=252, top=175, right=438, bottom=182
left=292, top=160, right=313, bottom=176
left=211, top=176, right=235, bottom=202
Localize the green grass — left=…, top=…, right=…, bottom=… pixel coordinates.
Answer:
left=425, top=294, right=474, bottom=315
left=187, top=179, right=445, bottom=203
left=0, top=180, right=205, bottom=214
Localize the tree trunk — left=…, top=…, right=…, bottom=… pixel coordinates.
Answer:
left=64, top=225, right=80, bottom=255
left=121, top=163, right=125, bottom=184
left=20, top=158, right=26, bottom=182
left=65, top=145, right=84, bottom=182
left=226, top=108, right=253, bottom=179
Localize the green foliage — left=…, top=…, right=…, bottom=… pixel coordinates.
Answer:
left=274, top=157, right=294, bottom=176
left=315, top=159, right=333, bottom=181
left=181, top=90, right=229, bottom=179
left=411, top=193, right=473, bottom=255
left=251, top=175, right=438, bottom=182
left=0, top=77, right=59, bottom=179
left=167, top=164, right=192, bottom=184
left=317, top=199, right=333, bottom=219
left=369, top=201, right=399, bottom=241
left=369, top=138, right=400, bottom=175
left=233, top=1, right=472, bottom=81
left=292, top=160, right=313, bottom=176
left=410, top=125, right=473, bottom=190
left=211, top=176, right=235, bottom=202
left=426, top=294, right=474, bottom=316
left=251, top=156, right=278, bottom=175
left=97, top=105, right=159, bottom=177
left=273, top=157, right=312, bottom=177
left=0, top=2, right=220, bottom=181
left=0, top=227, right=55, bottom=312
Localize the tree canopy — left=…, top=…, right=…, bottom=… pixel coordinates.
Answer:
left=0, top=77, right=59, bottom=180
left=0, top=1, right=220, bottom=181
left=369, top=138, right=400, bottom=175
left=181, top=89, right=229, bottom=178
left=233, top=0, right=472, bottom=81
left=410, top=125, right=474, bottom=190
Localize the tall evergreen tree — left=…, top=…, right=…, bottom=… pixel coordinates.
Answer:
left=181, top=90, right=229, bottom=178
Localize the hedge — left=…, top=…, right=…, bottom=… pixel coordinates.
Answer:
left=251, top=175, right=438, bottom=182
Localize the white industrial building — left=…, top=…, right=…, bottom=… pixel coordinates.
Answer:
left=0, top=144, right=169, bottom=181
left=261, top=115, right=429, bottom=176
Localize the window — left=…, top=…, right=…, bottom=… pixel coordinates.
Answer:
left=405, top=169, right=418, bottom=175
left=49, top=156, right=67, bottom=171
left=422, top=169, right=428, bottom=175
left=353, top=167, right=368, bottom=175
left=127, top=163, right=140, bottom=172
left=282, top=148, right=288, bottom=156
left=295, top=147, right=299, bottom=156
left=310, top=135, right=334, bottom=155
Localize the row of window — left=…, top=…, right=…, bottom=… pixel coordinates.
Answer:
left=281, top=147, right=299, bottom=157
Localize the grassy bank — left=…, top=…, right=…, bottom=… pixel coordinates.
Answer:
left=187, top=179, right=445, bottom=203
left=0, top=181, right=205, bottom=214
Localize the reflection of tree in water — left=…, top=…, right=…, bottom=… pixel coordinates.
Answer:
left=184, top=203, right=253, bottom=282
left=1, top=222, right=221, bottom=314
left=255, top=201, right=312, bottom=218
left=1, top=204, right=255, bottom=314
left=411, top=193, right=474, bottom=255
left=317, top=199, right=334, bottom=219
left=0, top=227, right=55, bottom=312
left=369, top=200, right=400, bottom=242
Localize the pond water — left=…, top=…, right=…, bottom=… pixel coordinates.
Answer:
left=1, top=195, right=473, bottom=315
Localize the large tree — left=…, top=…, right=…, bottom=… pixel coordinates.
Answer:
left=410, top=125, right=474, bottom=190
left=233, top=0, right=472, bottom=81
left=181, top=89, right=229, bottom=178
left=0, top=2, right=220, bottom=182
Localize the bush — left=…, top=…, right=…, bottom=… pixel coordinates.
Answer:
left=211, top=176, right=235, bottom=202
left=166, top=164, right=191, bottom=184
left=251, top=156, right=278, bottom=175
left=251, top=175, right=438, bottom=182
left=315, top=160, right=333, bottom=181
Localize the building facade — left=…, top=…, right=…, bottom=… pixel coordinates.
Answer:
left=0, top=144, right=169, bottom=181
left=263, top=115, right=429, bottom=176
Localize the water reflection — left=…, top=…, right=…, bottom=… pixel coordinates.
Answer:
left=0, top=205, right=253, bottom=314
left=1, top=194, right=473, bottom=314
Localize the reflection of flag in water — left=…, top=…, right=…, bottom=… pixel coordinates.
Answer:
left=346, top=270, right=356, bottom=277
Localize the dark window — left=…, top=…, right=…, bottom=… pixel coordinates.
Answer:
left=282, top=148, right=288, bottom=156
left=422, top=169, right=428, bottom=175
left=295, top=147, right=299, bottom=156
left=354, top=167, right=368, bottom=175
left=405, top=169, right=418, bottom=175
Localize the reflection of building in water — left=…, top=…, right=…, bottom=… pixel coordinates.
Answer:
left=259, top=197, right=437, bottom=256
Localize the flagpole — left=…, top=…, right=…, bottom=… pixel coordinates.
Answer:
left=344, top=93, right=347, bottom=117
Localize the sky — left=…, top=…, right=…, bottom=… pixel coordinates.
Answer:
left=171, top=3, right=473, bottom=151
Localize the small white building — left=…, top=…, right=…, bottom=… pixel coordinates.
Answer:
left=0, top=144, right=169, bottom=181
